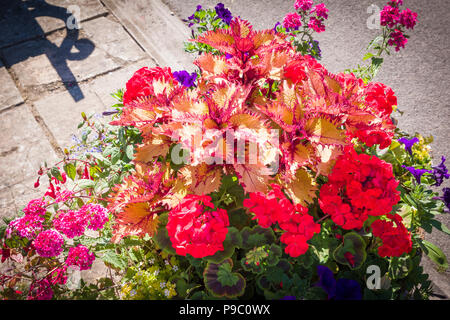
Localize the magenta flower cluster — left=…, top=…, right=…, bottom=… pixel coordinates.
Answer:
left=33, top=230, right=64, bottom=258
left=66, top=245, right=95, bottom=271
left=380, top=0, right=418, bottom=51
left=53, top=204, right=109, bottom=238
left=79, top=203, right=109, bottom=231
left=283, top=0, right=329, bottom=33
left=6, top=199, right=47, bottom=240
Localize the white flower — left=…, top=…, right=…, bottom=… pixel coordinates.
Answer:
left=172, top=265, right=179, bottom=272
left=164, top=289, right=170, bottom=297
left=160, top=282, right=166, bottom=289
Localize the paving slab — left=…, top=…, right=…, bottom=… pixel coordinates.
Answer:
left=0, top=104, right=58, bottom=190
left=0, top=177, right=50, bottom=221
left=2, top=16, right=146, bottom=92
left=0, top=0, right=107, bottom=48
left=33, top=84, right=108, bottom=148
left=0, top=61, right=23, bottom=111
left=102, top=0, right=195, bottom=71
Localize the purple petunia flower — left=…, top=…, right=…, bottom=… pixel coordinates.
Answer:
left=434, top=188, right=450, bottom=213
left=402, top=165, right=432, bottom=184
left=316, top=266, right=362, bottom=300
left=334, top=279, right=363, bottom=300
left=215, top=3, right=233, bottom=25
left=432, top=156, right=450, bottom=187
left=398, top=137, right=419, bottom=155
left=273, top=21, right=282, bottom=32
left=173, top=70, right=197, bottom=88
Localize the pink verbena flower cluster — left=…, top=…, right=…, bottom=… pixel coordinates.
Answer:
left=33, top=229, right=64, bottom=258
left=6, top=199, right=47, bottom=240
left=380, top=0, right=418, bottom=51
left=79, top=203, right=109, bottom=231
left=66, top=245, right=95, bottom=270
left=283, top=0, right=329, bottom=33
left=53, top=204, right=109, bottom=238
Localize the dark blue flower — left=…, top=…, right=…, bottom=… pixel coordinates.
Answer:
left=316, top=266, right=362, bottom=300
left=215, top=3, right=233, bottom=25
left=402, top=165, right=432, bottom=184
left=335, top=279, right=363, bottom=300
left=281, top=296, right=296, bottom=300
left=316, top=265, right=336, bottom=298
left=173, top=70, right=197, bottom=88
left=432, top=156, right=450, bottom=187
left=398, top=137, right=419, bottom=155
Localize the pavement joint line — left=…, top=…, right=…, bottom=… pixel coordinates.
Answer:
left=98, top=0, right=152, bottom=60
left=99, top=0, right=161, bottom=68
left=0, top=12, right=109, bottom=51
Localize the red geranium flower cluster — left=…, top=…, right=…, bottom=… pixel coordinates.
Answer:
left=122, top=66, right=177, bottom=105
left=371, top=214, right=412, bottom=257
left=167, top=195, right=229, bottom=258
left=244, top=185, right=320, bottom=257
left=364, top=82, right=397, bottom=118
left=319, top=149, right=400, bottom=230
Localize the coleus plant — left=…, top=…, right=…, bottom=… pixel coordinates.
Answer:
left=105, top=3, right=448, bottom=300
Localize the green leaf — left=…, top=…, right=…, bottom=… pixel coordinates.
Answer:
left=78, top=179, right=95, bottom=189
left=125, top=145, right=134, bottom=160
left=363, top=52, right=374, bottom=61
left=217, top=263, right=239, bottom=287
left=50, top=167, right=63, bottom=182
left=419, top=240, right=448, bottom=270
left=333, top=232, right=367, bottom=270
left=100, top=250, right=128, bottom=270
left=63, top=163, right=77, bottom=181
left=429, top=219, right=450, bottom=235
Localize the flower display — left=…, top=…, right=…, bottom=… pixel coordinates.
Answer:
left=1, top=0, right=448, bottom=302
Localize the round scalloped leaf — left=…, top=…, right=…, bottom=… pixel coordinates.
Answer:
left=333, top=232, right=367, bottom=270
left=203, top=259, right=246, bottom=298
left=242, top=244, right=282, bottom=273
left=204, top=227, right=242, bottom=264
left=240, top=225, right=276, bottom=250
left=256, top=275, right=271, bottom=291
left=153, top=213, right=176, bottom=255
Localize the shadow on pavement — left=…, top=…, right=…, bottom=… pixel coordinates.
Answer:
left=0, top=0, right=95, bottom=101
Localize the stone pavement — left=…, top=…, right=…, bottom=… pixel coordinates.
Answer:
left=0, top=0, right=448, bottom=298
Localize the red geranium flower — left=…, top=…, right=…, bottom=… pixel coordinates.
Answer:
left=123, top=67, right=176, bottom=105
left=319, top=148, right=400, bottom=230
left=167, top=195, right=229, bottom=258
left=371, top=214, right=412, bottom=257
